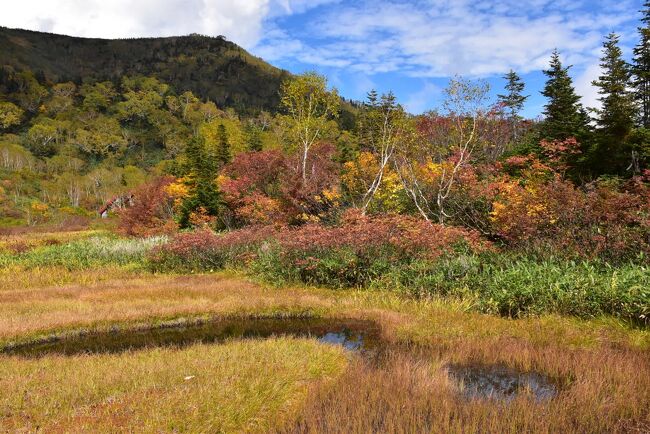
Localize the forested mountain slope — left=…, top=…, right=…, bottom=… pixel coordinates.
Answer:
left=0, top=27, right=288, bottom=113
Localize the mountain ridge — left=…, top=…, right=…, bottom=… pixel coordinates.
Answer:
left=0, top=26, right=289, bottom=113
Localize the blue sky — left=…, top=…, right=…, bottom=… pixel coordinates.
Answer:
left=253, top=0, right=644, bottom=117
left=1, top=0, right=645, bottom=117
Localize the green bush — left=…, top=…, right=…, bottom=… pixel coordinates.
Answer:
left=251, top=244, right=395, bottom=288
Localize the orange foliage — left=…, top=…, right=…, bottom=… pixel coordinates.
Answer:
left=118, top=176, right=178, bottom=237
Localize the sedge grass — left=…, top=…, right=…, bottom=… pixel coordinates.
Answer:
left=0, top=338, right=348, bottom=433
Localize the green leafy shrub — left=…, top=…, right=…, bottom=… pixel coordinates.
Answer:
left=374, top=253, right=649, bottom=325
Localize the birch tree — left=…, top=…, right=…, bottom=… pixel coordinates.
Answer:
left=280, top=72, right=339, bottom=183
left=357, top=91, right=408, bottom=214
left=395, top=76, right=490, bottom=224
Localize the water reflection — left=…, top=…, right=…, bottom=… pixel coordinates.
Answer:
left=1, top=317, right=381, bottom=358
left=447, top=364, right=559, bottom=401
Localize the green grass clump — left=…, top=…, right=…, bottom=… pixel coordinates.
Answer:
left=247, top=246, right=649, bottom=325
left=476, top=257, right=648, bottom=322
left=0, top=235, right=167, bottom=270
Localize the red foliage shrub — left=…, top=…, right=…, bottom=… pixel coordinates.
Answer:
left=221, top=150, right=287, bottom=198
left=148, top=225, right=281, bottom=270
left=281, top=142, right=341, bottom=221
left=220, top=143, right=341, bottom=225
left=273, top=209, right=490, bottom=260
left=540, top=137, right=581, bottom=173
left=150, top=208, right=491, bottom=272
left=490, top=175, right=650, bottom=261
left=220, top=150, right=292, bottom=225
left=157, top=225, right=279, bottom=257
left=118, top=176, right=178, bottom=237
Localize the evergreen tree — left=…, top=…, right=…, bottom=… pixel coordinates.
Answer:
left=497, top=70, right=529, bottom=140
left=633, top=1, right=650, bottom=128
left=215, top=123, right=231, bottom=165
left=366, top=89, right=378, bottom=107
left=540, top=50, right=588, bottom=141
left=179, top=135, right=222, bottom=228
left=591, top=33, right=635, bottom=175
left=335, top=131, right=358, bottom=164
left=244, top=122, right=263, bottom=152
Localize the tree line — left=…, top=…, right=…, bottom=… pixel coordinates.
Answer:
left=1, top=4, right=649, bottom=238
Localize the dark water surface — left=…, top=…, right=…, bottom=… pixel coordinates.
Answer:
left=447, top=363, right=559, bottom=401
left=1, top=317, right=381, bottom=358
left=2, top=317, right=559, bottom=401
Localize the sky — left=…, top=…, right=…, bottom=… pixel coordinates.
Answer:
left=0, top=0, right=645, bottom=117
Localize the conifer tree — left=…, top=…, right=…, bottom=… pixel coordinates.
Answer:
left=633, top=1, right=650, bottom=128
left=592, top=33, right=635, bottom=174
left=244, top=122, right=263, bottom=152
left=366, top=89, right=378, bottom=107
left=179, top=135, right=222, bottom=228
left=540, top=50, right=588, bottom=141
left=215, top=123, right=231, bottom=165
left=497, top=70, right=529, bottom=140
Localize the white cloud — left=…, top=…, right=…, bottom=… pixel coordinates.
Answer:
left=575, top=62, right=603, bottom=111
left=0, top=0, right=271, bottom=48
left=271, top=0, right=342, bottom=16
left=404, top=81, right=440, bottom=114
left=254, top=0, right=640, bottom=78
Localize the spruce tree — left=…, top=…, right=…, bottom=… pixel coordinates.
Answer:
left=497, top=70, right=529, bottom=140
left=179, top=135, right=222, bottom=228
left=592, top=33, right=635, bottom=174
left=366, top=89, right=378, bottom=107
left=540, top=50, right=588, bottom=141
left=244, top=122, right=263, bottom=152
left=633, top=1, right=650, bottom=128
left=215, top=123, right=231, bottom=165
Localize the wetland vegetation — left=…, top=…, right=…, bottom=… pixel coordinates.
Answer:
left=0, top=231, right=648, bottom=432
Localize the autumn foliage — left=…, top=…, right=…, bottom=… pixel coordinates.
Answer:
left=117, top=176, right=178, bottom=237
left=149, top=209, right=489, bottom=276
left=489, top=159, right=650, bottom=261
left=219, top=143, right=341, bottom=226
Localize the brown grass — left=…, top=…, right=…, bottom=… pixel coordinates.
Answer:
left=0, top=215, right=105, bottom=237
left=0, top=229, right=104, bottom=254
left=285, top=344, right=650, bottom=433
left=0, top=273, right=334, bottom=344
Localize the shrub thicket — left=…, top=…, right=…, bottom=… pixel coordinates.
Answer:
left=146, top=213, right=649, bottom=325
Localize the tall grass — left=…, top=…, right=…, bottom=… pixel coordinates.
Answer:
left=374, top=253, right=650, bottom=324
left=0, top=338, right=347, bottom=432
left=0, top=235, right=167, bottom=270
left=284, top=346, right=650, bottom=433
